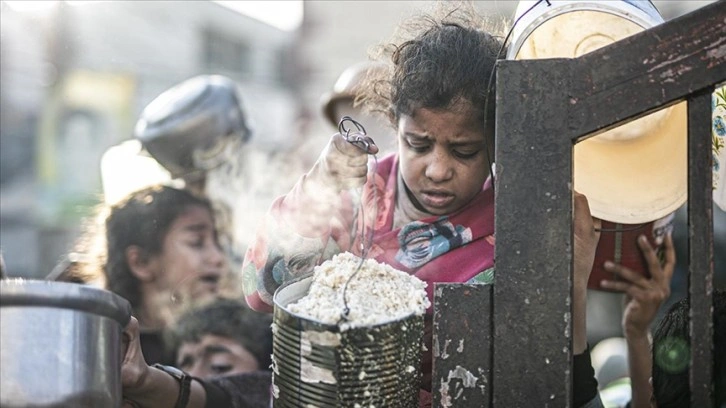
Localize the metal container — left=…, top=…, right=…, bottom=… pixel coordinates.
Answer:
left=133, top=75, right=251, bottom=179
left=0, top=279, right=132, bottom=408
left=507, top=0, right=665, bottom=61
left=506, top=1, right=688, bottom=225
left=272, top=276, right=424, bottom=408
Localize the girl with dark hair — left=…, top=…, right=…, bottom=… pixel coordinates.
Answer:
left=104, top=185, right=226, bottom=365
left=240, top=4, right=601, bottom=407
left=242, top=5, right=508, bottom=311
left=120, top=4, right=602, bottom=408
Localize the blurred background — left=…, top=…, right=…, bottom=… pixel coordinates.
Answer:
left=0, top=0, right=722, bottom=292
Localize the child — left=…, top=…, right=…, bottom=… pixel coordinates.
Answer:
left=601, top=233, right=725, bottom=407
left=168, top=298, right=272, bottom=379
left=241, top=4, right=601, bottom=406
left=119, top=5, right=603, bottom=408
left=102, top=185, right=227, bottom=365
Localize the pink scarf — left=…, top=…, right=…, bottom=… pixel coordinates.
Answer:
left=346, top=154, right=496, bottom=304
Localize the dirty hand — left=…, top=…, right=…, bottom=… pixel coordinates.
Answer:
left=601, top=233, right=675, bottom=338
left=121, top=316, right=151, bottom=407
left=573, top=192, right=602, bottom=291
left=310, top=132, right=379, bottom=193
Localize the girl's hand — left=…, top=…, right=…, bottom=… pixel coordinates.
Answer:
left=310, top=132, right=378, bottom=193
left=601, top=233, right=675, bottom=338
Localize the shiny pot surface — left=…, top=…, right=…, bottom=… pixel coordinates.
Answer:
left=133, top=75, right=251, bottom=179
left=0, top=279, right=132, bottom=408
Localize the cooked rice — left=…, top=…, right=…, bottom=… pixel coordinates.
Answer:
left=286, top=252, right=430, bottom=328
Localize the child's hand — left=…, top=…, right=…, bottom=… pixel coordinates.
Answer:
left=121, top=317, right=151, bottom=404
left=600, top=233, right=675, bottom=338
left=311, top=132, right=378, bottom=192
left=572, top=192, right=601, bottom=354
left=573, top=192, right=601, bottom=292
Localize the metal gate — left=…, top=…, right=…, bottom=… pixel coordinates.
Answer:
left=432, top=2, right=725, bottom=406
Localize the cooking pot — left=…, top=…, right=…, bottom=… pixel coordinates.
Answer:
left=0, top=279, right=132, bottom=408
left=134, top=75, right=251, bottom=179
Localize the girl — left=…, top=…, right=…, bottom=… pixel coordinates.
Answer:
left=120, top=5, right=602, bottom=408
left=241, top=4, right=601, bottom=406
left=103, top=185, right=226, bottom=364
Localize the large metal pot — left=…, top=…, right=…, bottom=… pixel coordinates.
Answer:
left=0, top=279, right=132, bottom=408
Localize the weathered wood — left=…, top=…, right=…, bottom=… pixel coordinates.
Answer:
left=432, top=284, right=492, bottom=408
left=687, top=90, right=715, bottom=407
left=494, top=59, right=574, bottom=408
left=568, top=1, right=726, bottom=142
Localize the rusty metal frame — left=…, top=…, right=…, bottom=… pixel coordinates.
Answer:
left=432, top=1, right=724, bottom=406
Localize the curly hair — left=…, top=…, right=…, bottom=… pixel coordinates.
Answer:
left=167, top=298, right=273, bottom=370
left=102, top=185, right=213, bottom=310
left=359, top=2, right=507, bottom=136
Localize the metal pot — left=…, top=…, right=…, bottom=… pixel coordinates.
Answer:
left=0, top=279, right=132, bottom=408
left=133, top=75, right=251, bottom=179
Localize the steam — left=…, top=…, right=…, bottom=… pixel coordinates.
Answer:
left=198, top=135, right=307, bottom=269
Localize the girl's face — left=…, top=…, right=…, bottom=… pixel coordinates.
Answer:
left=397, top=103, right=491, bottom=216
left=151, top=205, right=226, bottom=301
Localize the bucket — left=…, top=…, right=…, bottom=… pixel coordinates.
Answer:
left=507, top=1, right=688, bottom=225
left=0, top=279, right=132, bottom=408
left=272, top=276, right=424, bottom=408
left=507, top=0, right=665, bottom=60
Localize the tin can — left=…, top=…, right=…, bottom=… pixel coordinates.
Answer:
left=272, top=276, right=423, bottom=407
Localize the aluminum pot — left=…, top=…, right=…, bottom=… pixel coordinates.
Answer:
left=0, top=279, right=132, bottom=408
left=134, top=75, right=251, bottom=179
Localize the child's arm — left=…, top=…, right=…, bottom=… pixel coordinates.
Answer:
left=241, top=174, right=345, bottom=312
left=573, top=192, right=602, bottom=354
left=242, top=132, right=372, bottom=312
left=600, top=233, right=676, bottom=408
left=572, top=193, right=603, bottom=407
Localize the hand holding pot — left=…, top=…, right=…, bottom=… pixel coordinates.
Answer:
left=572, top=192, right=601, bottom=355
left=121, top=317, right=152, bottom=407
left=573, top=191, right=602, bottom=291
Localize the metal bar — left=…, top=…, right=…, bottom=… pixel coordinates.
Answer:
left=687, top=90, right=715, bottom=407
left=432, top=284, right=492, bottom=407
left=493, top=58, right=574, bottom=407
left=486, top=3, right=722, bottom=407
left=567, top=1, right=726, bottom=142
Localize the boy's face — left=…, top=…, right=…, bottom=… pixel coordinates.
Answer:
left=177, top=334, right=260, bottom=379
left=397, top=102, right=491, bottom=216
